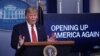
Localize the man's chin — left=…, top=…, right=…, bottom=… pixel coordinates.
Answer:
left=31, top=22, right=36, bottom=24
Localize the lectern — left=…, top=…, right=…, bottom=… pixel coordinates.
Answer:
left=19, top=41, right=74, bottom=56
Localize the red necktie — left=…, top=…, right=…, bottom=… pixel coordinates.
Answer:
left=31, top=25, right=37, bottom=42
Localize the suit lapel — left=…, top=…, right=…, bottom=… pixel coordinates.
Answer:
left=36, top=24, right=41, bottom=41
left=24, top=22, right=31, bottom=42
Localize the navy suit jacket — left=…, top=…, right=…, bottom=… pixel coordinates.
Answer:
left=11, top=22, right=47, bottom=56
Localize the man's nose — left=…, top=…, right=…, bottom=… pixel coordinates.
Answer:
left=31, top=17, right=36, bottom=20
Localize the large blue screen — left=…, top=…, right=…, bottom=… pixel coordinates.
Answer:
left=44, top=14, right=100, bottom=51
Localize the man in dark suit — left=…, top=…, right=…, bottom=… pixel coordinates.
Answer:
left=11, top=7, right=55, bottom=56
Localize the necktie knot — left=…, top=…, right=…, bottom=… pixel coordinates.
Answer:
left=31, top=24, right=34, bottom=28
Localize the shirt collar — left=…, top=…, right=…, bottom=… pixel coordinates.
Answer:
left=26, top=21, right=36, bottom=28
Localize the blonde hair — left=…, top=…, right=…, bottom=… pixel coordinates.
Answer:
left=25, top=7, right=38, bottom=15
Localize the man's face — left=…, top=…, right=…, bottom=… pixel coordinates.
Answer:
left=26, top=11, right=38, bottom=25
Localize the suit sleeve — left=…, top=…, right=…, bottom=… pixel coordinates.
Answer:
left=11, top=25, right=19, bottom=50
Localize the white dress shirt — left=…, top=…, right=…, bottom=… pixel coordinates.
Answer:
left=27, top=22, right=38, bottom=42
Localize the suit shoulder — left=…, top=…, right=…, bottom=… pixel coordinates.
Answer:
left=13, top=22, right=26, bottom=29
left=36, top=24, right=44, bottom=28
